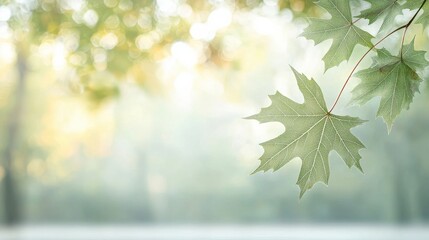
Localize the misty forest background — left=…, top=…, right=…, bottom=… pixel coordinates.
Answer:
left=0, top=0, right=429, bottom=225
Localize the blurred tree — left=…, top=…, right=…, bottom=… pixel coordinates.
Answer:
left=1, top=43, right=27, bottom=224
left=0, top=0, right=318, bottom=225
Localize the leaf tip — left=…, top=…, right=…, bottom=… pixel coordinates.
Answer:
left=251, top=168, right=259, bottom=175
left=251, top=163, right=267, bottom=175
left=289, top=66, right=308, bottom=85
left=359, top=118, right=369, bottom=125
left=243, top=113, right=257, bottom=121
left=386, top=124, right=393, bottom=134
left=355, top=162, right=364, bottom=173
left=243, top=114, right=253, bottom=119
left=381, top=117, right=394, bottom=134
left=289, top=65, right=299, bottom=75
left=299, top=189, right=306, bottom=199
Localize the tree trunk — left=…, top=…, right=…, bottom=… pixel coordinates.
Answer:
left=2, top=50, right=27, bottom=224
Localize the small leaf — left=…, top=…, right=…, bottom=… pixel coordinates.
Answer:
left=403, top=1, right=423, bottom=10
left=247, top=68, right=366, bottom=197
left=403, top=0, right=429, bottom=27
left=301, top=0, right=373, bottom=71
left=358, top=0, right=403, bottom=33
left=416, top=4, right=429, bottom=27
left=352, top=40, right=428, bottom=131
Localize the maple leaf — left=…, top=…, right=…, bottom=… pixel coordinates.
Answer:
left=301, top=0, right=373, bottom=71
left=416, top=4, right=429, bottom=26
left=352, top=40, right=428, bottom=131
left=403, top=0, right=424, bottom=9
left=358, top=0, right=403, bottom=33
left=247, top=68, right=366, bottom=197
left=403, top=0, right=429, bottom=26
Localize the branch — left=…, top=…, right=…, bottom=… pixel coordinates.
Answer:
left=328, top=0, right=427, bottom=113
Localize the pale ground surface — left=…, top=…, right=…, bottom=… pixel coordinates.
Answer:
left=0, top=225, right=428, bottom=240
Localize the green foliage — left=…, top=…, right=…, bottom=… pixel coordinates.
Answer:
left=8, top=0, right=319, bottom=105
left=352, top=41, right=428, bottom=130
left=358, top=0, right=403, bottom=33
left=301, top=0, right=373, bottom=70
left=416, top=4, right=429, bottom=26
left=250, top=0, right=429, bottom=196
left=278, top=0, right=318, bottom=16
left=248, top=69, right=366, bottom=196
left=404, top=0, right=429, bottom=26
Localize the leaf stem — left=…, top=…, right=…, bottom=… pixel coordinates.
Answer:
left=400, top=27, right=408, bottom=58
left=401, top=0, right=427, bottom=57
left=328, top=0, right=427, bottom=113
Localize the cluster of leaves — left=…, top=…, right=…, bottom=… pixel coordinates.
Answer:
left=250, top=0, right=429, bottom=196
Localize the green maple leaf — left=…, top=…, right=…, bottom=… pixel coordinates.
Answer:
left=403, top=0, right=423, bottom=9
left=301, top=0, right=373, bottom=71
left=416, top=4, right=429, bottom=26
left=403, top=0, right=429, bottom=27
left=247, top=68, right=366, bottom=197
left=358, top=0, right=403, bottom=33
left=352, top=40, right=428, bottom=131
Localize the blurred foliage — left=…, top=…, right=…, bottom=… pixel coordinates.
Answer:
left=1, top=0, right=318, bottom=104
left=0, top=0, right=322, bottom=223
left=278, top=0, right=317, bottom=16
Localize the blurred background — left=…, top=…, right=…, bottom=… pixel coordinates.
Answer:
left=0, top=0, right=429, bottom=239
